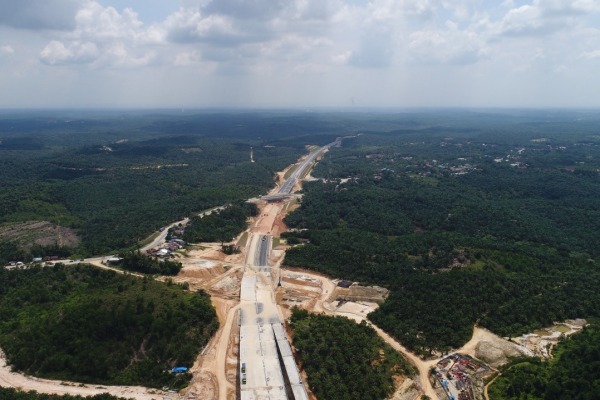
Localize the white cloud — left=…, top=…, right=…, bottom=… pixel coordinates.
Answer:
left=365, top=0, right=435, bottom=21
left=496, top=4, right=557, bottom=36
left=158, top=1, right=344, bottom=71
left=348, top=29, right=394, bottom=68
left=74, top=2, right=144, bottom=42
left=285, top=0, right=343, bottom=22
left=332, top=51, right=352, bottom=65
left=174, top=51, right=200, bottom=67
left=39, top=40, right=98, bottom=65
left=165, top=9, right=241, bottom=45
left=2, top=0, right=600, bottom=107
left=0, top=45, right=15, bottom=56
left=554, top=64, right=567, bottom=72
left=102, top=43, right=157, bottom=67
left=536, top=0, right=600, bottom=16
left=409, top=24, right=489, bottom=65
left=580, top=49, right=600, bottom=59
left=162, top=1, right=340, bottom=50
left=492, top=0, right=600, bottom=37
left=37, top=1, right=163, bottom=68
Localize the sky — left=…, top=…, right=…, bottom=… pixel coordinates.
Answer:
left=0, top=0, right=599, bottom=108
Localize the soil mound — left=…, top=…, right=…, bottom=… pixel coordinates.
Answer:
left=474, top=339, right=528, bottom=368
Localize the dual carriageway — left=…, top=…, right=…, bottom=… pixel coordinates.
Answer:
left=261, top=138, right=340, bottom=202
left=238, top=140, right=341, bottom=400
left=238, top=234, right=307, bottom=400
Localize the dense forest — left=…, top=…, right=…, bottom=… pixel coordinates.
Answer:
left=289, top=308, right=414, bottom=400
left=0, top=264, right=218, bottom=388
left=118, top=251, right=183, bottom=275
left=282, top=111, right=600, bottom=354
left=182, top=202, right=258, bottom=243
left=0, top=111, right=341, bottom=262
left=488, top=322, right=600, bottom=399
left=0, top=388, right=124, bottom=400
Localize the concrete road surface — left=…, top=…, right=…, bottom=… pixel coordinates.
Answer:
left=256, top=235, right=271, bottom=267
left=239, top=234, right=309, bottom=400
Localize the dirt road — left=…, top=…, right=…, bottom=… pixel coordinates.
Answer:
left=484, top=373, right=500, bottom=400
left=215, top=303, right=240, bottom=400
left=458, top=326, right=494, bottom=358
left=0, top=350, right=169, bottom=400
left=140, top=206, right=225, bottom=253
left=320, top=299, right=439, bottom=399
left=0, top=258, right=165, bottom=400
left=283, top=267, right=440, bottom=399
left=369, top=325, right=440, bottom=400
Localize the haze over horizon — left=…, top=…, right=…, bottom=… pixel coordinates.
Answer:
left=1, top=0, right=599, bottom=109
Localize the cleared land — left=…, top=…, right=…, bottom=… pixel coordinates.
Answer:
left=0, top=221, right=80, bottom=249
left=7, top=137, right=587, bottom=400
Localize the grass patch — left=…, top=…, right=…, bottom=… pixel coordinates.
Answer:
left=138, top=230, right=161, bottom=248
left=175, top=249, right=189, bottom=257
left=533, top=329, right=551, bottom=336
left=469, top=260, right=486, bottom=271
left=237, top=231, right=249, bottom=248
left=299, top=164, right=314, bottom=179
left=283, top=197, right=300, bottom=214
left=283, top=165, right=298, bottom=180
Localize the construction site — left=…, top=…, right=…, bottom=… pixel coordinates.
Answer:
left=0, top=143, right=590, bottom=400
left=170, top=143, right=419, bottom=400
left=434, top=354, right=492, bottom=400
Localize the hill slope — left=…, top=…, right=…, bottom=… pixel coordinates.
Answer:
left=0, top=264, right=218, bottom=388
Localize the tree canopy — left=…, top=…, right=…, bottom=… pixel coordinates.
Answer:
left=0, top=264, right=218, bottom=388
left=283, top=121, right=600, bottom=354
left=183, top=202, right=257, bottom=244
left=488, top=322, right=600, bottom=400
left=0, top=388, right=125, bottom=400
left=118, top=251, right=182, bottom=275
left=290, top=310, right=414, bottom=400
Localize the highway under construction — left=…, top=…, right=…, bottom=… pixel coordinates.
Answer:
left=261, top=139, right=341, bottom=202
left=238, top=233, right=308, bottom=400
left=235, top=141, right=344, bottom=399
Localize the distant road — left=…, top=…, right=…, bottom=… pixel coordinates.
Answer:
left=277, top=138, right=341, bottom=195
left=39, top=206, right=227, bottom=268
left=140, top=218, right=188, bottom=253
left=140, top=205, right=226, bottom=253
left=261, top=138, right=341, bottom=202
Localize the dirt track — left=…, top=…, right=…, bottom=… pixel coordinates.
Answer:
left=0, top=258, right=168, bottom=400
left=291, top=269, right=440, bottom=400
left=0, top=350, right=169, bottom=400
